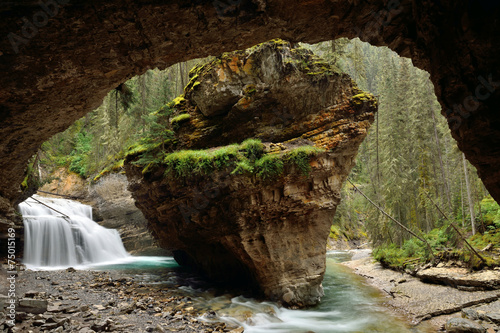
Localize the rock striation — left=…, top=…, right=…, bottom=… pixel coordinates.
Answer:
left=126, top=41, right=376, bottom=307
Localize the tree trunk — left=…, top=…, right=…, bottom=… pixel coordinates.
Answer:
left=430, top=108, right=452, bottom=212
left=460, top=176, right=466, bottom=228
left=462, top=153, right=476, bottom=235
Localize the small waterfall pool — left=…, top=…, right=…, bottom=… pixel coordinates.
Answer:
left=19, top=195, right=130, bottom=269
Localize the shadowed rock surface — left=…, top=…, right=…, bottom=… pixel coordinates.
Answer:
left=1, top=1, right=500, bottom=248
left=126, top=41, right=377, bottom=307
left=1, top=1, right=500, bottom=269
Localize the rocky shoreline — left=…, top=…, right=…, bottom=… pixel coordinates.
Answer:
left=0, top=266, right=242, bottom=333
left=343, top=251, right=500, bottom=332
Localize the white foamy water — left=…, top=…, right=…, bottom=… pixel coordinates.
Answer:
left=19, top=195, right=130, bottom=269
left=197, top=251, right=432, bottom=333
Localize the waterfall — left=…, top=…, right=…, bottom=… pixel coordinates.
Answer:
left=19, top=195, right=129, bottom=268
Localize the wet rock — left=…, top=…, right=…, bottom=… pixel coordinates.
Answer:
left=445, top=318, right=486, bottom=333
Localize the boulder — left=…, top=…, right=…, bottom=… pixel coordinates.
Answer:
left=126, top=40, right=376, bottom=307
left=17, top=298, right=48, bottom=314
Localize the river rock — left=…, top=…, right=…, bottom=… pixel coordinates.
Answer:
left=445, top=318, right=486, bottom=333
left=18, top=298, right=48, bottom=314
left=482, top=312, right=500, bottom=324
left=126, top=40, right=376, bottom=307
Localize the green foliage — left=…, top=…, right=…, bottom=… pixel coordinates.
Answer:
left=240, top=138, right=264, bottom=161
left=284, top=146, right=324, bottom=175
left=469, top=231, right=500, bottom=251
left=480, top=196, right=500, bottom=228
left=39, top=66, right=180, bottom=181
left=69, top=132, right=93, bottom=177
left=329, top=224, right=341, bottom=240
left=255, top=154, right=284, bottom=179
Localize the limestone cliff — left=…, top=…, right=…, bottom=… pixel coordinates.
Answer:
left=126, top=41, right=376, bottom=307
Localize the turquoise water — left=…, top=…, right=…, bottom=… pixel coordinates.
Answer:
left=89, top=252, right=432, bottom=332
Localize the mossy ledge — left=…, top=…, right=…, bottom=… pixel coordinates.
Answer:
left=129, top=138, right=325, bottom=180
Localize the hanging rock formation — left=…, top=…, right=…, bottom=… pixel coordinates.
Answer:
left=1, top=1, right=499, bottom=258
left=125, top=41, right=377, bottom=307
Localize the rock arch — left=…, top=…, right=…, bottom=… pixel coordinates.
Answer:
left=0, top=0, right=499, bottom=222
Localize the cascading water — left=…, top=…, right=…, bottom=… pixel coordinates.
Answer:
left=19, top=195, right=129, bottom=268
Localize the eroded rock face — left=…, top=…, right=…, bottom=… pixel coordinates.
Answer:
left=1, top=1, right=500, bottom=258
left=126, top=41, right=376, bottom=307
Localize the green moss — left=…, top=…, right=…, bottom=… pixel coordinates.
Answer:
left=171, top=113, right=191, bottom=128
left=172, top=96, right=186, bottom=107
left=351, top=92, right=377, bottom=108
left=284, top=146, right=325, bottom=175
left=164, top=145, right=240, bottom=178
left=240, top=138, right=264, bottom=160
left=470, top=231, right=500, bottom=250
left=93, top=159, right=125, bottom=182
left=255, top=154, right=284, bottom=179
left=329, top=224, right=341, bottom=240
left=21, top=174, right=29, bottom=190
left=231, top=160, right=254, bottom=175
left=133, top=133, right=324, bottom=181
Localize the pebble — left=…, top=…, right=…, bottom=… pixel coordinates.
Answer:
left=8, top=268, right=225, bottom=332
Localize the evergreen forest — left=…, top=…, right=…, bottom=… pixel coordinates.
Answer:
left=36, top=38, right=500, bottom=269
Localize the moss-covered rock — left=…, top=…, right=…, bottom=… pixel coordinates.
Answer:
left=126, top=40, right=377, bottom=308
